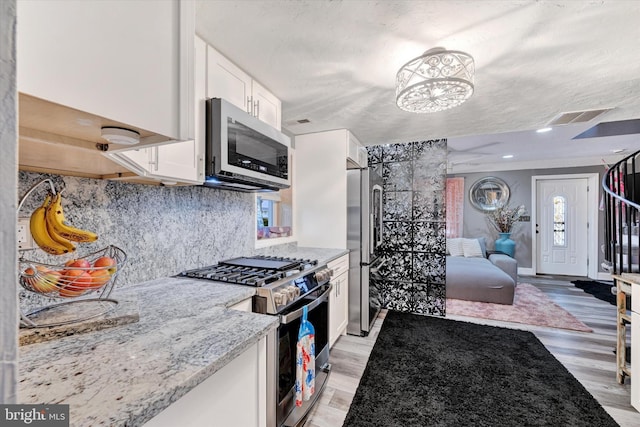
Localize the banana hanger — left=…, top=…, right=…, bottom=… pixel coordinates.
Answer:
left=17, top=178, right=126, bottom=328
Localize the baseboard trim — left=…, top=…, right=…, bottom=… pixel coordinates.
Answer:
left=518, top=267, right=534, bottom=276
left=596, top=272, right=613, bottom=281
left=517, top=268, right=612, bottom=281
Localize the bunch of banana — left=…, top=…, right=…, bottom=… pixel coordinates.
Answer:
left=46, top=193, right=99, bottom=243
left=29, top=192, right=98, bottom=255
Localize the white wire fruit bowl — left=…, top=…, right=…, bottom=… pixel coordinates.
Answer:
left=19, top=245, right=127, bottom=300
left=18, top=245, right=127, bottom=328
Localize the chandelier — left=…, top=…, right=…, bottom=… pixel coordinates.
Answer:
left=396, top=47, right=475, bottom=113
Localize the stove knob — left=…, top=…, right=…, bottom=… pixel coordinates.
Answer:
left=273, top=292, right=287, bottom=306
left=315, top=269, right=331, bottom=283
left=288, top=286, right=300, bottom=298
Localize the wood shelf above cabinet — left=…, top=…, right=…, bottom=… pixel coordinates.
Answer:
left=18, top=93, right=172, bottom=182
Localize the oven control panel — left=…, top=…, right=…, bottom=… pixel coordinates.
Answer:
left=256, top=267, right=332, bottom=313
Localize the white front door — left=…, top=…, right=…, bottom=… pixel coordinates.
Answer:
left=536, top=178, right=589, bottom=275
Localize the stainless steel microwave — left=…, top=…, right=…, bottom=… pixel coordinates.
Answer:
left=205, top=98, right=291, bottom=192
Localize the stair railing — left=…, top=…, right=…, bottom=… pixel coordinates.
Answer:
left=602, top=150, right=640, bottom=274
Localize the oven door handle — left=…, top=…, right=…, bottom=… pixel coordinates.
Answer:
left=280, top=284, right=332, bottom=325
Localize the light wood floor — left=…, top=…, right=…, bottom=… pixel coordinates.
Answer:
left=305, top=275, right=640, bottom=427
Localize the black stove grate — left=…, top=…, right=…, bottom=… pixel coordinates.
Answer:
left=178, top=255, right=318, bottom=287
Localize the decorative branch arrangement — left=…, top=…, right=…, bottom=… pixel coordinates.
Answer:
left=486, top=203, right=527, bottom=233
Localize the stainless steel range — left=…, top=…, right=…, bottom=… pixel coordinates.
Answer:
left=179, top=255, right=333, bottom=427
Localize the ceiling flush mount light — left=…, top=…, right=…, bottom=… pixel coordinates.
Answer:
left=395, top=47, right=475, bottom=113
left=100, top=126, right=140, bottom=145
left=536, top=127, right=552, bottom=133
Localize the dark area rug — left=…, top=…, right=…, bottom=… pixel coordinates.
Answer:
left=571, top=280, right=616, bottom=305
left=342, top=311, right=618, bottom=427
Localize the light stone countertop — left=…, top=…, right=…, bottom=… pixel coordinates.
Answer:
left=18, top=246, right=349, bottom=426
left=255, top=246, right=349, bottom=267
left=18, top=277, right=276, bottom=426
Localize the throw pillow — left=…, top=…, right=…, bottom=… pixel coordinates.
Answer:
left=447, top=238, right=464, bottom=257
left=476, top=237, right=487, bottom=258
left=462, top=238, right=484, bottom=258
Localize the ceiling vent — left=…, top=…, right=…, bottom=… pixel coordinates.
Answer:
left=546, top=108, right=613, bottom=126
left=284, top=118, right=311, bottom=126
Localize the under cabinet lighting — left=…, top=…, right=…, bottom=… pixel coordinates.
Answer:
left=101, top=126, right=140, bottom=145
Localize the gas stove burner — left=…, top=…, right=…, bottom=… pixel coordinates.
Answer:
left=178, top=255, right=319, bottom=287
left=220, top=255, right=317, bottom=272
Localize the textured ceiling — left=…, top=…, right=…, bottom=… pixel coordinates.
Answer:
left=196, top=0, right=640, bottom=172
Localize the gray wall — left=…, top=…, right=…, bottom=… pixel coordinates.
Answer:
left=448, top=165, right=605, bottom=271
left=1, top=0, right=17, bottom=404
left=369, top=140, right=447, bottom=316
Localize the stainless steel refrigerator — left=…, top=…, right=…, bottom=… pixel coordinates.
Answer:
left=347, top=166, right=385, bottom=336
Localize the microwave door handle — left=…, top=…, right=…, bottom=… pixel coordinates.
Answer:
left=280, top=284, right=332, bottom=325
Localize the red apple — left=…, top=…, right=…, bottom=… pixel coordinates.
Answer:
left=93, top=256, right=117, bottom=275
left=65, top=258, right=91, bottom=270
left=88, top=269, right=111, bottom=288
left=58, top=269, right=92, bottom=297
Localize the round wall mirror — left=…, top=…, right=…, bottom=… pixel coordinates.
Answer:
left=469, top=177, right=510, bottom=211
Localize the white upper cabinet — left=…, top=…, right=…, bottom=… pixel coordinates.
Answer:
left=295, top=129, right=367, bottom=248
left=153, top=140, right=201, bottom=183
left=107, top=138, right=202, bottom=185
left=17, top=0, right=191, bottom=141
left=207, top=46, right=252, bottom=114
left=251, top=80, right=282, bottom=131
left=206, top=45, right=282, bottom=130
left=106, top=33, right=206, bottom=184
left=347, top=132, right=367, bottom=169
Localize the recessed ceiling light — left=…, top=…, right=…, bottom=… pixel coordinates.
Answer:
left=101, top=126, right=140, bottom=145
left=502, top=154, right=514, bottom=159
left=536, top=127, right=552, bottom=133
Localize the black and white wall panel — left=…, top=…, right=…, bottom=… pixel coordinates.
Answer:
left=367, top=139, right=447, bottom=316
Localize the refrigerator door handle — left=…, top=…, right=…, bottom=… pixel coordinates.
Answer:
left=369, top=213, right=375, bottom=255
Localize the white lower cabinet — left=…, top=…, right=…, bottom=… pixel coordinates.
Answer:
left=328, top=254, right=349, bottom=347
left=229, top=298, right=253, bottom=312
left=144, top=337, right=267, bottom=427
